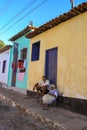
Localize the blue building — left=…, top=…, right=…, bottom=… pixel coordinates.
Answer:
left=7, top=26, right=35, bottom=91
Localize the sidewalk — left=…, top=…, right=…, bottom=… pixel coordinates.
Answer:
left=0, top=87, right=87, bottom=130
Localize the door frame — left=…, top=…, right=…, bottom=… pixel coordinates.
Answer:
left=45, top=47, right=58, bottom=86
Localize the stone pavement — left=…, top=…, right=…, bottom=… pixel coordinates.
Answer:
left=0, top=87, right=87, bottom=130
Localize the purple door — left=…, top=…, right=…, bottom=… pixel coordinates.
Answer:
left=11, top=43, right=18, bottom=87
left=45, top=48, right=58, bottom=86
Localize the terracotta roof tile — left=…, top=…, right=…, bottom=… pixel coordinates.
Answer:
left=0, top=45, right=12, bottom=53
left=26, top=2, right=87, bottom=38
left=9, top=26, right=36, bottom=41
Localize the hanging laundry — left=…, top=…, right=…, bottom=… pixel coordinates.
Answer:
left=23, top=59, right=27, bottom=68
left=17, top=60, right=24, bottom=68
left=18, top=72, right=25, bottom=81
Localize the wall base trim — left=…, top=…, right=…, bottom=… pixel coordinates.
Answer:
left=27, top=90, right=87, bottom=116
left=58, top=96, right=87, bottom=116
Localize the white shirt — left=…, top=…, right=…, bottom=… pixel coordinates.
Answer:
left=39, top=80, right=50, bottom=87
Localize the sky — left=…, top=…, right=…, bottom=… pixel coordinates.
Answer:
left=0, top=0, right=87, bottom=45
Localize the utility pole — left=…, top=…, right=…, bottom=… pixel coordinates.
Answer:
left=70, top=0, right=74, bottom=9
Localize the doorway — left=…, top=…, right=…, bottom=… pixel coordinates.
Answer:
left=11, top=43, right=18, bottom=86
left=45, top=48, right=58, bottom=86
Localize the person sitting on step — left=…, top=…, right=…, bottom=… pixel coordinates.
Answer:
left=33, top=76, right=50, bottom=97
left=42, top=84, right=58, bottom=110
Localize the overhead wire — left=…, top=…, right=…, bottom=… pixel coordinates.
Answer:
left=0, top=0, right=37, bottom=31
left=0, top=0, right=15, bottom=16
left=0, top=0, right=47, bottom=36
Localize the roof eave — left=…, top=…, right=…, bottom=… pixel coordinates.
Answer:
left=9, top=26, right=37, bottom=41
left=0, top=45, right=12, bottom=53
left=26, top=2, right=87, bottom=39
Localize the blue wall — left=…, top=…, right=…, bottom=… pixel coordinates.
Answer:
left=7, top=36, right=30, bottom=89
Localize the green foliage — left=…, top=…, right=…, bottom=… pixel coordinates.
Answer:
left=0, top=40, right=5, bottom=49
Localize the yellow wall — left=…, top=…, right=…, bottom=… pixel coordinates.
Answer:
left=28, top=12, right=87, bottom=99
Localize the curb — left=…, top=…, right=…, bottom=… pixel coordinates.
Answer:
left=0, top=93, right=69, bottom=130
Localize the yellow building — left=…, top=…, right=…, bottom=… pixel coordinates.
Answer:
left=26, top=3, right=87, bottom=100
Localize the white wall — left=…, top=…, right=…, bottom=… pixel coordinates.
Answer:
left=0, top=49, right=10, bottom=84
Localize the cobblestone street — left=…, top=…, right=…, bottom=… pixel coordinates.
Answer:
left=0, top=87, right=87, bottom=130
left=0, top=99, right=49, bottom=130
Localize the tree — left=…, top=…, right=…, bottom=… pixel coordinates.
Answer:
left=0, top=40, right=5, bottom=49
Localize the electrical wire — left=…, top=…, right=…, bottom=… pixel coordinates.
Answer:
left=0, top=0, right=47, bottom=36
left=0, top=0, right=37, bottom=31
left=0, top=0, right=15, bottom=16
